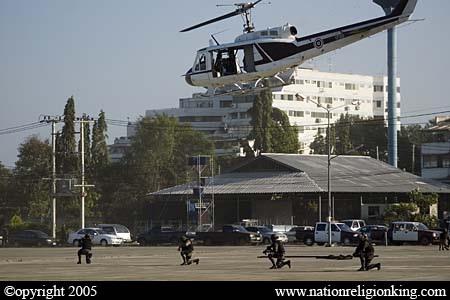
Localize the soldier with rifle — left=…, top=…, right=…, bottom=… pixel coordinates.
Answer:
left=263, top=234, right=291, bottom=269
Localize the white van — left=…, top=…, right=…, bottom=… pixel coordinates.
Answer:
left=342, top=219, right=366, bottom=232
left=98, top=224, right=132, bottom=243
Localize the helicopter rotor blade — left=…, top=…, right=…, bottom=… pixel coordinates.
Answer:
left=180, top=10, right=240, bottom=32
left=180, top=0, right=263, bottom=32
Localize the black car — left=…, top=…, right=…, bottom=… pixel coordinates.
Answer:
left=9, top=230, right=57, bottom=247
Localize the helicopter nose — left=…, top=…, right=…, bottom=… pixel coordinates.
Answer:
left=185, top=68, right=193, bottom=86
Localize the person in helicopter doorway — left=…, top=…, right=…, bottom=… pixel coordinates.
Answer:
left=263, top=234, right=291, bottom=269
left=353, top=233, right=380, bottom=271
left=178, top=236, right=199, bottom=266
left=77, top=234, right=93, bottom=264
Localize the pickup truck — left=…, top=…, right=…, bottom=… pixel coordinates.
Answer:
left=194, top=225, right=262, bottom=245
left=387, top=221, right=440, bottom=245
left=301, top=222, right=359, bottom=246
left=136, top=226, right=190, bottom=246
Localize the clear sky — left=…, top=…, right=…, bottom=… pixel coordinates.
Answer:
left=1, top=0, right=449, bottom=168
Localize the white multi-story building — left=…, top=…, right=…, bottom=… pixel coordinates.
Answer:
left=144, top=68, right=401, bottom=155
left=421, top=116, right=450, bottom=185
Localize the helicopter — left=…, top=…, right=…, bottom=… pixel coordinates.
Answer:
left=181, top=0, right=417, bottom=95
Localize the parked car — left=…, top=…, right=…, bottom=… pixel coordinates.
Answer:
left=387, top=221, right=440, bottom=245
left=9, top=230, right=57, bottom=247
left=342, top=219, right=366, bottom=232
left=68, top=228, right=123, bottom=246
left=245, top=226, right=288, bottom=244
left=287, top=226, right=314, bottom=243
left=195, top=225, right=262, bottom=245
left=136, top=226, right=190, bottom=246
left=357, top=225, right=388, bottom=244
left=304, top=222, right=359, bottom=246
left=97, top=224, right=132, bottom=243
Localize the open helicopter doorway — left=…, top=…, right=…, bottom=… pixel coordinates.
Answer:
left=212, top=46, right=256, bottom=78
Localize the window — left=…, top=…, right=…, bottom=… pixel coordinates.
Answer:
left=423, top=155, right=438, bottom=168
left=374, top=85, right=384, bottom=92
left=269, top=30, right=278, bottom=36
left=297, top=126, right=305, bottom=133
left=368, top=206, right=380, bottom=217
left=220, top=101, right=233, bottom=108
left=261, top=31, right=268, bottom=36
left=316, top=224, right=326, bottom=231
left=397, top=86, right=401, bottom=93
left=230, top=113, right=238, bottom=119
left=298, top=80, right=304, bottom=85
left=239, top=112, right=248, bottom=119
left=305, top=80, right=310, bottom=83
left=311, top=112, right=328, bottom=118
left=345, top=83, right=358, bottom=90
left=287, top=94, right=294, bottom=101
left=376, top=101, right=382, bottom=108
left=194, top=53, right=207, bottom=71
left=312, top=80, right=317, bottom=84
left=328, top=82, right=333, bottom=88
left=397, top=102, right=400, bottom=108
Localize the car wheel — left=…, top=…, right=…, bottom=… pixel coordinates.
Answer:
left=100, top=239, right=108, bottom=246
left=317, top=242, right=325, bottom=246
left=263, top=237, right=270, bottom=244
left=73, top=240, right=80, bottom=247
left=343, top=238, right=351, bottom=246
left=305, top=237, right=314, bottom=246
left=420, top=237, right=430, bottom=246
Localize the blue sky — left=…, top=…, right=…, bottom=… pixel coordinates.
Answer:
left=1, top=0, right=449, bottom=167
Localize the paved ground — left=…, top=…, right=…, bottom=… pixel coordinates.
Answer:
left=0, top=244, right=449, bottom=281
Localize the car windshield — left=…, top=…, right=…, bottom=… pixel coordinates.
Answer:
left=417, top=223, right=428, bottom=231
left=234, top=226, right=248, bottom=232
left=96, top=229, right=108, bottom=234
left=336, top=223, right=352, bottom=231
left=34, top=231, right=49, bottom=238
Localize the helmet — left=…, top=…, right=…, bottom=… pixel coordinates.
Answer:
left=270, top=234, right=278, bottom=241
left=180, top=236, right=188, bottom=242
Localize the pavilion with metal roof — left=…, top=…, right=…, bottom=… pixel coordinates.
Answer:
left=150, top=154, right=450, bottom=228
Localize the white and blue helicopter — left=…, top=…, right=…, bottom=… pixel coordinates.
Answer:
left=181, top=0, right=417, bottom=94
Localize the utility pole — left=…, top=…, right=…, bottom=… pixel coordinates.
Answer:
left=74, top=115, right=95, bottom=229
left=40, top=115, right=63, bottom=239
left=412, top=144, right=415, bottom=174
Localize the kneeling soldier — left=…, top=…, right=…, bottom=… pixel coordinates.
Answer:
left=178, top=236, right=199, bottom=266
left=353, top=233, right=380, bottom=271
left=263, top=234, right=291, bottom=269
left=77, top=234, right=93, bottom=264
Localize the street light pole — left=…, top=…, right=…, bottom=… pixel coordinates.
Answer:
left=327, top=110, right=332, bottom=247
left=299, top=95, right=360, bottom=247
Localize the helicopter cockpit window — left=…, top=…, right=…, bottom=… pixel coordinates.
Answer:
left=194, top=53, right=207, bottom=72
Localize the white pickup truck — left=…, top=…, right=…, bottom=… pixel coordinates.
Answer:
left=304, top=222, right=359, bottom=246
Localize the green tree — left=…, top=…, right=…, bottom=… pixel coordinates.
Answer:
left=310, top=134, right=327, bottom=154
left=91, top=110, right=110, bottom=173
left=0, top=162, right=12, bottom=224
left=12, top=136, right=52, bottom=219
left=57, top=96, right=78, bottom=175
left=248, top=87, right=273, bottom=153
left=383, top=202, right=418, bottom=225
left=271, top=108, right=299, bottom=153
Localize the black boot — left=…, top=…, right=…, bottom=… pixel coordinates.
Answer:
left=284, top=260, right=291, bottom=269
left=193, top=258, right=199, bottom=265
left=357, top=266, right=365, bottom=271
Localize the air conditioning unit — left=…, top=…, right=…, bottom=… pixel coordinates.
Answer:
left=315, top=118, right=321, bottom=123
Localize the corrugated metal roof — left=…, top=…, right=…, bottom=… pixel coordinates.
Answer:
left=152, top=154, right=450, bottom=196
left=152, top=171, right=323, bottom=195
left=264, top=154, right=450, bottom=194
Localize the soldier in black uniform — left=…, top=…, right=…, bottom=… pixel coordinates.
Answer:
left=353, top=233, right=380, bottom=271
left=263, top=234, right=291, bottom=269
left=77, top=234, right=93, bottom=264
left=178, top=236, right=199, bottom=266
left=439, top=228, right=449, bottom=251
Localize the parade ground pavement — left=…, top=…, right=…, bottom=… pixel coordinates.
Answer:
left=1, top=245, right=449, bottom=281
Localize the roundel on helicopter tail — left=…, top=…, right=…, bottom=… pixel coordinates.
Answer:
left=314, top=38, right=324, bottom=49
